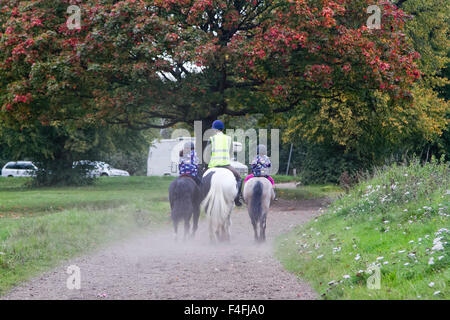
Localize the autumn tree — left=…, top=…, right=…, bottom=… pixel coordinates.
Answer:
left=0, top=0, right=432, bottom=184
left=395, top=0, right=450, bottom=159
left=274, top=0, right=449, bottom=178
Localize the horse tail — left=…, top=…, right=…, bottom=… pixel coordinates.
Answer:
left=201, top=173, right=228, bottom=220
left=249, top=180, right=263, bottom=222
left=201, top=169, right=236, bottom=238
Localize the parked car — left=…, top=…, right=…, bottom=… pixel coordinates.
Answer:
left=1, top=161, right=38, bottom=177
left=73, top=161, right=130, bottom=177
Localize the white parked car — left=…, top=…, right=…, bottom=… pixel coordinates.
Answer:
left=1, top=161, right=37, bottom=177
left=74, top=161, right=130, bottom=177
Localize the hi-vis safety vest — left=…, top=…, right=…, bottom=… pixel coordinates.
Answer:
left=208, top=133, right=232, bottom=168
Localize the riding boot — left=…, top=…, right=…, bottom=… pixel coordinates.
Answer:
left=234, top=179, right=243, bottom=207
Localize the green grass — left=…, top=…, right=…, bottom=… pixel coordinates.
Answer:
left=275, top=159, right=449, bottom=299
left=0, top=176, right=174, bottom=295
left=272, top=175, right=302, bottom=183
left=276, top=184, right=343, bottom=200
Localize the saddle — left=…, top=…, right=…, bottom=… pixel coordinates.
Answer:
left=244, top=174, right=274, bottom=186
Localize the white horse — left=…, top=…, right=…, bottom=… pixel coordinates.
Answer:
left=243, top=177, right=275, bottom=242
left=201, top=168, right=238, bottom=243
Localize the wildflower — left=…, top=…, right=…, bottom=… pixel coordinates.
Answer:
left=428, top=258, right=434, bottom=265
left=428, top=282, right=435, bottom=287
left=438, top=256, right=444, bottom=261
left=317, top=254, right=324, bottom=259
left=435, top=228, right=449, bottom=236
left=433, top=291, right=441, bottom=296
left=432, top=237, right=444, bottom=251
left=355, top=254, right=361, bottom=261
left=376, top=257, right=384, bottom=261
left=404, top=263, right=409, bottom=266
left=398, top=250, right=406, bottom=253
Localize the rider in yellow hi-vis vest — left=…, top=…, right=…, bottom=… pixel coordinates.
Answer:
left=208, top=120, right=243, bottom=206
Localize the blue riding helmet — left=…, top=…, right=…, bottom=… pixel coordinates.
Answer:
left=212, top=120, right=224, bottom=130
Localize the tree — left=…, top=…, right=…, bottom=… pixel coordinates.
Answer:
left=274, top=0, right=449, bottom=176
left=395, top=0, right=450, bottom=160
left=0, top=0, right=428, bottom=184
left=1, top=0, right=422, bottom=125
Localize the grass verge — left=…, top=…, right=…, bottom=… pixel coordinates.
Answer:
left=0, top=176, right=173, bottom=295
left=275, top=159, right=449, bottom=299
left=272, top=175, right=302, bottom=183
left=276, top=184, right=343, bottom=201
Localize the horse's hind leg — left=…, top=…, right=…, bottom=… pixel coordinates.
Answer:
left=221, top=225, right=230, bottom=242
left=192, top=204, right=200, bottom=238
left=184, top=213, right=192, bottom=241
left=209, top=220, right=216, bottom=244
left=259, top=214, right=267, bottom=243
left=250, top=215, right=258, bottom=242
left=173, top=219, right=179, bottom=242
left=223, top=207, right=233, bottom=242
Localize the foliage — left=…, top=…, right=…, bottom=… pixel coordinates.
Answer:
left=395, top=0, right=450, bottom=160
left=277, top=140, right=371, bottom=184
left=0, top=0, right=444, bottom=184
left=273, top=0, right=449, bottom=171
left=0, top=0, right=421, bottom=128
left=101, top=149, right=148, bottom=176
left=0, top=122, right=151, bottom=185
left=276, top=157, right=449, bottom=299
left=271, top=174, right=301, bottom=183
left=399, top=0, right=449, bottom=80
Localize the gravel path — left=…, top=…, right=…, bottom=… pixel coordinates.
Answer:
left=2, top=198, right=328, bottom=300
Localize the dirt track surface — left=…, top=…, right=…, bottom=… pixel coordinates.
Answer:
left=2, top=198, right=328, bottom=300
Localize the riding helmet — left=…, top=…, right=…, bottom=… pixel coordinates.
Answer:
left=212, top=120, right=224, bottom=131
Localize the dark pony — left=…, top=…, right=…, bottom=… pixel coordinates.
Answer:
left=168, top=176, right=201, bottom=241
